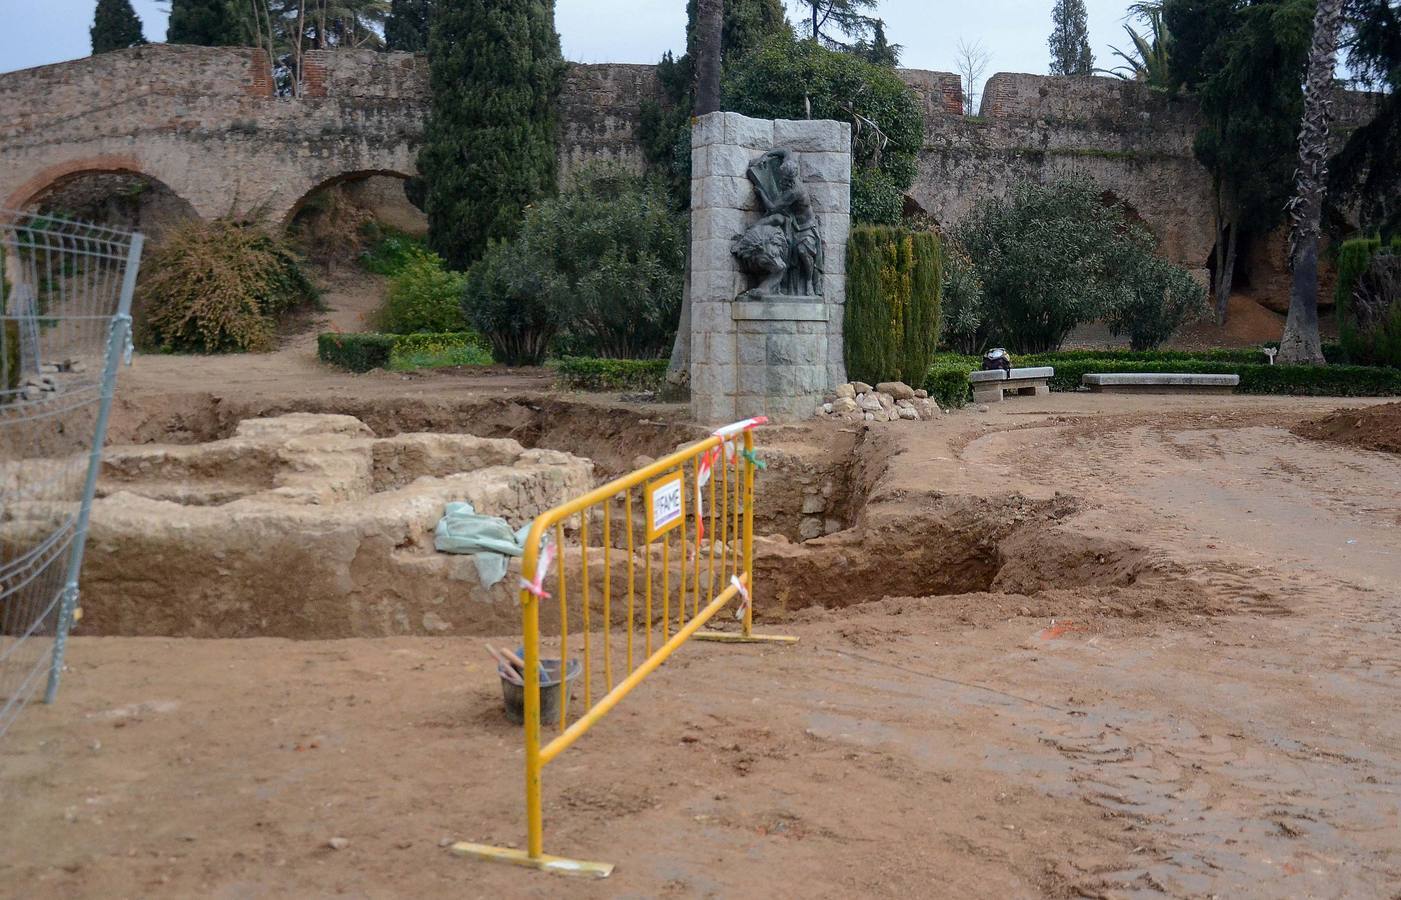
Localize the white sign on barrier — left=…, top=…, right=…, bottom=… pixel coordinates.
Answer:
left=644, top=473, right=684, bottom=541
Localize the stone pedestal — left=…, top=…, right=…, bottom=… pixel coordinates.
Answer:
left=688, top=112, right=851, bottom=424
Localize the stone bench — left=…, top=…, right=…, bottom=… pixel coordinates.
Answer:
left=1082, top=373, right=1240, bottom=394
left=969, top=367, right=1055, bottom=404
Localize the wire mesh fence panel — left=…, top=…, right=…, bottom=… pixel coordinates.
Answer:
left=0, top=209, right=143, bottom=736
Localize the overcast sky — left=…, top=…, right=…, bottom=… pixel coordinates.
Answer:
left=0, top=0, right=1143, bottom=91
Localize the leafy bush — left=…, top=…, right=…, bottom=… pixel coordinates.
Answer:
left=462, top=238, right=567, bottom=367
left=137, top=220, right=318, bottom=353
left=924, top=354, right=980, bottom=409
left=845, top=226, right=942, bottom=386
left=1337, top=236, right=1401, bottom=367
left=359, top=228, right=429, bottom=277
left=951, top=178, right=1206, bottom=353
left=377, top=251, right=468, bottom=334
left=461, top=166, right=686, bottom=364
left=1103, top=253, right=1209, bottom=351
left=554, top=357, right=670, bottom=391
left=724, top=36, right=922, bottom=225
left=317, top=332, right=396, bottom=372
left=938, top=238, right=986, bottom=354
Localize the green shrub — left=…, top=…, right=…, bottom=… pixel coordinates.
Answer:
left=937, top=238, right=987, bottom=354
left=845, top=226, right=942, bottom=386
left=377, top=251, right=468, bottom=334
left=137, top=220, right=318, bottom=353
left=952, top=178, right=1205, bottom=353
left=1337, top=236, right=1401, bottom=367
left=389, top=331, right=492, bottom=370
left=924, top=354, right=980, bottom=409
left=724, top=36, right=922, bottom=226
left=317, top=333, right=396, bottom=372
left=555, top=357, right=669, bottom=391
left=461, top=238, right=567, bottom=367
left=359, top=228, right=429, bottom=276
left=461, top=166, right=685, bottom=364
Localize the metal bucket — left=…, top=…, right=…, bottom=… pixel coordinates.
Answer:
left=498, top=650, right=582, bottom=725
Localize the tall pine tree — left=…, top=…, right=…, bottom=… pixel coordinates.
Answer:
left=91, top=0, right=147, bottom=54
left=417, top=0, right=564, bottom=269
left=1049, top=0, right=1094, bottom=75
left=167, top=0, right=242, bottom=46
left=386, top=0, right=434, bottom=52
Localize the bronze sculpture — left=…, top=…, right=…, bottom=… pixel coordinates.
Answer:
left=731, top=148, right=823, bottom=299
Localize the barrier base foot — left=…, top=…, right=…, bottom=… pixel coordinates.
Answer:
left=450, top=842, right=613, bottom=878
left=695, top=631, right=799, bottom=644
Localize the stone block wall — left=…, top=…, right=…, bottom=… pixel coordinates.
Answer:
left=689, top=112, right=851, bottom=424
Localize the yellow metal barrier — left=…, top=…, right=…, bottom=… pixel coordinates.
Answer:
left=453, top=419, right=796, bottom=877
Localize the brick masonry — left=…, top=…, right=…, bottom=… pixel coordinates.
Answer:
left=688, top=113, right=851, bottom=425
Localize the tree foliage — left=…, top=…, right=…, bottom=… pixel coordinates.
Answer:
left=92, top=0, right=147, bottom=54
left=168, top=0, right=243, bottom=45
left=724, top=36, right=923, bottom=224
left=951, top=178, right=1207, bottom=353
left=385, top=0, right=433, bottom=51
left=1330, top=0, right=1401, bottom=238
left=637, top=0, right=790, bottom=207
left=795, top=0, right=878, bottom=51
left=1105, top=2, right=1175, bottom=87
left=1165, top=0, right=1314, bottom=319
left=418, top=0, right=564, bottom=269
left=462, top=167, right=687, bottom=363
left=1049, top=0, right=1095, bottom=75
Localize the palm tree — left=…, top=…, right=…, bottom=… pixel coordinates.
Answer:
left=1278, top=0, right=1345, bottom=364
left=1103, top=2, right=1173, bottom=88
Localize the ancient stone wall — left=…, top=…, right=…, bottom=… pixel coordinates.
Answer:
left=0, top=47, right=1379, bottom=294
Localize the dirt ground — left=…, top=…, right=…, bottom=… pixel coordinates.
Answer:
left=3, top=285, right=1400, bottom=898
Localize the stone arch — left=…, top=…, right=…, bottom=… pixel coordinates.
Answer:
left=280, top=169, right=423, bottom=231
left=4, top=155, right=195, bottom=216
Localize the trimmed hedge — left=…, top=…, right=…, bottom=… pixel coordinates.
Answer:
left=318, top=331, right=493, bottom=372
left=555, top=357, right=668, bottom=391
left=924, top=349, right=1401, bottom=406
left=845, top=226, right=942, bottom=386
left=318, top=333, right=396, bottom=372
left=1026, top=358, right=1401, bottom=395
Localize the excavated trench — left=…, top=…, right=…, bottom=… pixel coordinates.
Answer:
left=42, top=393, right=1208, bottom=639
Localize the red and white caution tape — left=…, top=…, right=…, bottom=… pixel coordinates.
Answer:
left=731, top=574, right=751, bottom=618
left=695, top=417, right=768, bottom=544
left=519, top=539, right=556, bottom=599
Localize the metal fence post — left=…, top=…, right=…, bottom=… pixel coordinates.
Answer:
left=43, top=233, right=142, bottom=705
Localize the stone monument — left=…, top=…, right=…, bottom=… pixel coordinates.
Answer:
left=688, top=112, right=851, bottom=423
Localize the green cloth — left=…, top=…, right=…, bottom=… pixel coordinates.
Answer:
left=433, top=501, right=532, bottom=589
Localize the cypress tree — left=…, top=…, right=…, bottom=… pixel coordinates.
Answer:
left=167, top=0, right=241, bottom=46
left=91, top=0, right=147, bottom=54
left=417, top=0, right=565, bottom=269
left=386, top=0, right=434, bottom=52
left=1049, top=0, right=1094, bottom=75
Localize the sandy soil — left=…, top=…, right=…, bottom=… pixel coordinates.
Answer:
left=5, top=386, right=1401, bottom=897
left=1294, top=401, right=1401, bottom=455
left=3, top=287, right=1400, bottom=897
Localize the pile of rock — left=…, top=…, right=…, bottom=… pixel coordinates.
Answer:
left=17, top=360, right=85, bottom=402
left=815, top=381, right=941, bottom=422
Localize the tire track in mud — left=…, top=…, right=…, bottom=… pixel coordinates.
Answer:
left=815, top=646, right=1401, bottom=897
